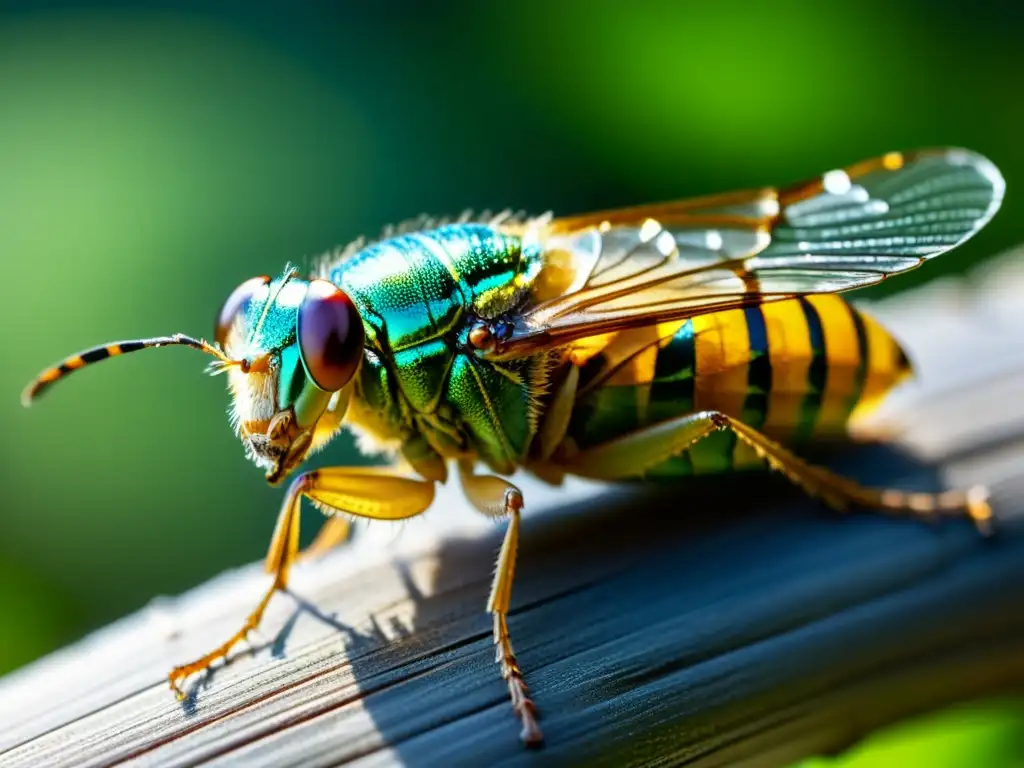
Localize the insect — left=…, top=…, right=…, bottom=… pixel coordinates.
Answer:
left=23, top=148, right=1004, bottom=747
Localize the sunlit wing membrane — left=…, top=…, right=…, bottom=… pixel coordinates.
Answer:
left=491, top=148, right=1004, bottom=359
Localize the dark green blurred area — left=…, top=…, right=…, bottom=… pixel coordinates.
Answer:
left=1, top=0, right=1022, bottom=761
left=796, top=698, right=1024, bottom=768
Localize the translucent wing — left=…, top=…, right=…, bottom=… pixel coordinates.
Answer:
left=491, top=148, right=1003, bottom=358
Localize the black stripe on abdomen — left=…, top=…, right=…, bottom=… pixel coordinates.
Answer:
left=649, top=319, right=696, bottom=416
left=796, top=298, right=827, bottom=444
left=740, top=307, right=771, bottom=429
left=845, top=302, right=870, bottom=417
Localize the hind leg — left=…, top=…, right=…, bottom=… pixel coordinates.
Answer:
left=558, top=410, right=992, bottom=533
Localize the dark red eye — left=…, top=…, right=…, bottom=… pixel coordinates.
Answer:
left=215, top=275, right=270, bottom=346
left=297, top=279, right=364, bottom=392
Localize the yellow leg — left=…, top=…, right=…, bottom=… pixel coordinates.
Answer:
left=298, top=515, right=352, bottom=564
left=169, top=467, right=435, bottom=699
left=459, top=460, right=542, bottom=746
left=559, top=410, right=993, bottom=533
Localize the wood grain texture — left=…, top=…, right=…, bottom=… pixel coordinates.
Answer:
left=2, top=251, right=1024, bottom=768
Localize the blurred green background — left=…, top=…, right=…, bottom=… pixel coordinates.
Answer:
left=1, top=0, right=1022, bottom=762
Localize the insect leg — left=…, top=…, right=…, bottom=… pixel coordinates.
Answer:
left=559, top=410, right=993, bottom=533
left=458, top=460, right=543, bottom=746
left=297, top=515, right=352, bottom=564
left=168, top=467, right=435, bottom=699
left=534, top=363, right=580, bottom=462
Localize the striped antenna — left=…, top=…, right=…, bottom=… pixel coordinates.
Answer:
left=21, top=333, right=248, bottom=407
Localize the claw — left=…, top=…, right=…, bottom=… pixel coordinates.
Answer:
left=519, top=708, right=544, bottom=747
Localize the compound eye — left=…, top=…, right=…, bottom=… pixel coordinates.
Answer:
left=297, top=279, right=364, bottom=392
left=215, top=275, right=270, bottom=347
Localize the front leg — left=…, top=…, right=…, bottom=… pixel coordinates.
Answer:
left=169, top=467, right=435, bottom=698
left=458, top=460, right=542, bottom=746
left=297, top=515, right=353, bottom=564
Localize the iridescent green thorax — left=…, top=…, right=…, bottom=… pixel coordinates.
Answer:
left=325, top=224, right=549, bottom=474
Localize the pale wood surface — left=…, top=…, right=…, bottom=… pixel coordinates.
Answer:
left=2, top=253, right=1024, bottom=768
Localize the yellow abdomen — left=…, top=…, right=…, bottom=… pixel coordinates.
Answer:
left=568, top=295, right=912, bottom=473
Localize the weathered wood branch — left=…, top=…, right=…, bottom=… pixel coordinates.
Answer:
left=2, top=255, right=1024, bottom=768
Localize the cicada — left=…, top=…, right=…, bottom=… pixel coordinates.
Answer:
left=23, top=148, right=1004, bottom=746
